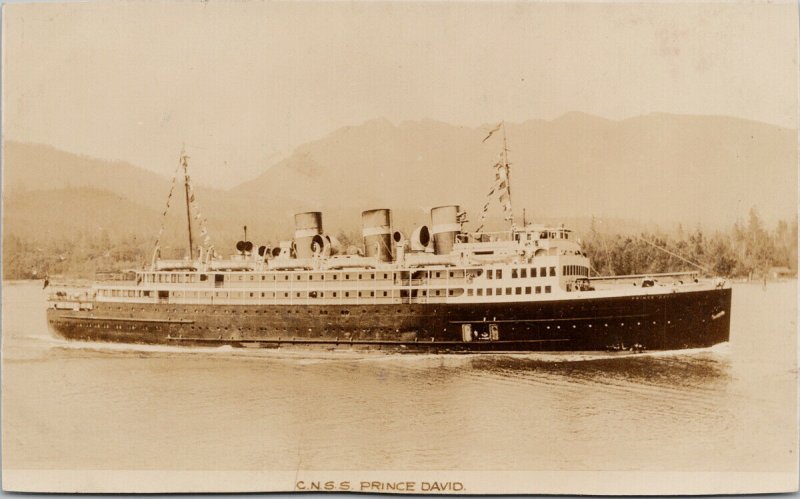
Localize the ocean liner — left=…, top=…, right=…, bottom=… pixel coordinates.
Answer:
left=47, top=124, right=732, bottom=352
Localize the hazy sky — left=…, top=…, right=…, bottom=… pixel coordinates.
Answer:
left=3, top=1, right=798, bottom=187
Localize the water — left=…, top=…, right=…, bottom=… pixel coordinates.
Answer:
left=2, top=281, right=796, bottom=472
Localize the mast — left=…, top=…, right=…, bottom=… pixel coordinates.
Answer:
left=501, top=121, right=513, bottom=227
left=181, top=150, right=194, bottom=259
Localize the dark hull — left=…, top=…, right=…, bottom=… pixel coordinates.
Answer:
left=47, top=288, right=731, bottom=352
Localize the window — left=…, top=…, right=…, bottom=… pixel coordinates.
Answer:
left=449, top=272, right=454, bottom=278
left=487, top=288, right=493, bottom=296
left=545, top=285, right=552, bottom=293
left=521, top=269, right=527, bottom=278
left=497, top=269, right=503, bottom=279
left=540, top=267, right=546, bottom=277
left=468, top=289, right=474, bottom=296
left=506, top=287, right=512, bottom=295
left=550, top=267, right=556, bottom=276
left=535, top=286, right=541, bottom=294
left=512, top=269, right=518, bottom=278
left=496, top=288, right=502, bottom=295
left=487, top=270, right=493, bottom=279
left=525, top=286, right=531, bottom=294
left=477, top=289, right=483, bottom=296
left=515, top=287, right=522, bottom=295
left=530, top=268, right=537, bottom=277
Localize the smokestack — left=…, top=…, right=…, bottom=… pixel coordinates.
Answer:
left=362, top=208, right=392, bottom=262
left=430, top=205, right=461, bottom=255
left=293, top=212, right=323, bottom=259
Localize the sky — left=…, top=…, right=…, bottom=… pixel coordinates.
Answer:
left=3, top=1, right=798, bottom=188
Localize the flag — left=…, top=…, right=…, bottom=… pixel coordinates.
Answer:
left=482, top=122, right=503, bottom=143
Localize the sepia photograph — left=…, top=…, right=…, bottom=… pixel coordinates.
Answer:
left=1, top=0, right=798, bottom=494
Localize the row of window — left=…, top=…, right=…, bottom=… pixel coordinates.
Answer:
left=142, top=266, right=567, bottom=284
left=487, top=267, right=556, bottom=279
left=467, top=285, right=551, bottom=296
left=143, top=270, right=474, bottom=284
left=103, top=289, right=465, bottom=300
left=563, top=265, right=589, bottom=277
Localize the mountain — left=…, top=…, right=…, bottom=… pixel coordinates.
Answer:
left=232, top=113, right=797, bottom=229
left=2, top=113, right=796, bottom=252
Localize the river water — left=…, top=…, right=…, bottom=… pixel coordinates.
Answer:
left=2, top=280, right=796, bottom=473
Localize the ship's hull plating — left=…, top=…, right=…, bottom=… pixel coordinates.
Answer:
left=47, top=288, right=732, bottom=352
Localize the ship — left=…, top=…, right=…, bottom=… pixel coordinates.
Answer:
left=46, top=124, right=732, bottom=353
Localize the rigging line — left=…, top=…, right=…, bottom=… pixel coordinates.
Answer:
left=153, top=158, right=183, bottom=250
left=633, top=233, right=709, bottom=273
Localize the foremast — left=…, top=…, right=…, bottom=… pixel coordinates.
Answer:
left=477, top=121, right=515, bottom=232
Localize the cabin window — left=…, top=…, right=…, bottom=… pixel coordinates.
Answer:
left=345, top=292, right=350, bottom=297
left=284, top=275, right=289, bottom=280
left=383, top=273, right=388, bottom=279
left=383, top=291, right=388, bottom=297
left=296, top=275, right=302, bottom=280
left=512, top=269, right=518, bottom=278
left=545, top=286, right=552, bottom=293
left=333, top=275, right=338, bottom=280
left=332, top=292, right=338, bottom=297
left=550, top=267, right=556, bottom=276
